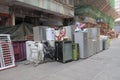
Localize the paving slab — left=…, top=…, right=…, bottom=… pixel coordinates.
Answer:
left=0, top=38, right=120, bottom=80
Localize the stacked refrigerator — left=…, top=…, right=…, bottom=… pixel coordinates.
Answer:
left=91, top=28, right=100, bottom=53
left=87, top=28, right=97, bottom=55
left=55, top=41, right=72, bottom=63
left=74, top=31, right=94, bottom=58
left=33, top=26, right=55, bottom=47
left=33, top=26, right=47, bottom=41
left=63, top=26, right=73, bottom=41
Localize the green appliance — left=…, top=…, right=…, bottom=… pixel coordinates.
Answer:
left=72, top=43, right=79, bottom=60
left=108, top=38, right=110, bottom=47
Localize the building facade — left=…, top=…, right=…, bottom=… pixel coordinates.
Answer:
left=0, top=0, right=74, bottom=26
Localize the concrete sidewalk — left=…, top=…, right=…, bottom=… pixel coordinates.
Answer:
left=0, top=38, right=120, bottom=80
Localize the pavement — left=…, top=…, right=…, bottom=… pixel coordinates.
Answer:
left=0, top=38, right=120, bottom=80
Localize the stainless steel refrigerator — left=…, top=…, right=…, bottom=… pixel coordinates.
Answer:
left=33, top=26, right=47, bottom=41
left=74, top=31, right=94, bottom=58
left=91, top=28, right=100, bottom=53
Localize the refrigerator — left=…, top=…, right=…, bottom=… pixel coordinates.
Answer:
left=63, top=26, right=73, bottom=41
left=90, top=27, right=100, bottom=53
left=100, top=39, right=103, bottom=51
left=74, top=31, right=94, bottom=58
left=33, top=26, right=47, bottom=41
left=103, top=39, right=109, bottom=50
left=55, top=41, right=72, bottom=63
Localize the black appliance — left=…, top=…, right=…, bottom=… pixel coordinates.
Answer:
left=55, top=41, right=72, bottom=63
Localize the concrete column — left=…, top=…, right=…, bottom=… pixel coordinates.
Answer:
left=74, top=16, right=80, bottom=22
left=11, top=12, right=15, bottom=26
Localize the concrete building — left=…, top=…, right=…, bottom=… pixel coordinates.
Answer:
left=0, top=0, right=74, bottom=26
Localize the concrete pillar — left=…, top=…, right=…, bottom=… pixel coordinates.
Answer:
left=74, top=16, right=80, bottom=22
left=11, top=12, right=15, bottom=26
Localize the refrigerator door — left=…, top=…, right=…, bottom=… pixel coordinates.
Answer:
left=96, top=39, right=100, bottom=52
left=86, top=39, right=96, bottom=57
left=63, top=41, right=72, bottom=62
left=83, top=32, right=89, bottom=58
left=90, top=28, right=100, bottom=40
left=46, top=28, right=55, bottom=41
left=55, top=41, right=72, bottom=63
left=75, top=31, right=96, bottom=59
left=92, top=40, right=97, bottom=54
left=87, top=28, right=100, bottom=53
left=86, top=28, right=92, bottom=39
left=63, top=26, right=72, bottom=41
left=55, top=42, right=63, bottom=62
left=74, top=32, right=84, bottom=58
left=100, top=39, right=103, bottom=51
left=75, top=32, right=91, bottom=58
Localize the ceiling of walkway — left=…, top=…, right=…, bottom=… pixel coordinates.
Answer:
left=75, top=0, right=120, bottom=19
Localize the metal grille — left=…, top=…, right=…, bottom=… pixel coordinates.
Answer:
left=0, top=34, right=15, bottom=70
